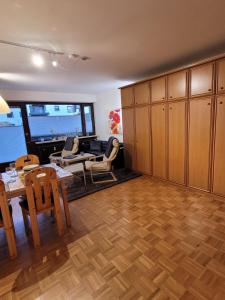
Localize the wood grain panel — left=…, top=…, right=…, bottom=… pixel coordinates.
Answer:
left=121, top=86, right=134, bottom=107
left=168, top=70, right=188, bottom=100
left=135, top=106, right=151, bottom=174
left=151, top=77, right=166, bottom=103
left=217, top=58, right=225, bottom=94
left=151, top=104, right=166, bottom=178
left=134, top=82, right=150, bottom=105
left=191, top=63, right=213, bottom=97
left=122, top=107, right=135, bottom=169
left=213, top=96, right=225, bottom=195
left=168, top=101, right=186, bottom=184
left=188, top=98, right=212, bottom=190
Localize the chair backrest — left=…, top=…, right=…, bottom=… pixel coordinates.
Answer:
left=62, top=136, right=79, bottom=158
left=15, top=154, right=40, bottom=169
left=0, top=180, right=11, bottom=228
left=103, top=137, right=119, bottom=162
left=24, top=167, right=59, bottom=212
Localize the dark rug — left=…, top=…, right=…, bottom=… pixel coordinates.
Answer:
left=65, top=168, right=142, bottom=201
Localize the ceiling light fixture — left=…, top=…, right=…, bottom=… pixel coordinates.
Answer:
left=52, top=60, right=58, bottom=67
left=32, top=54, right=44, bottom=67
left=0, top=95, right=10, bottom=114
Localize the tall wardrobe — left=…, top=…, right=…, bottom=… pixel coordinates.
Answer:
left=121, top=56, right=225, bottom=198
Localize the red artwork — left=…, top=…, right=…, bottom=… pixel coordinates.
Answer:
left=108, top=109, right=121, bottom=135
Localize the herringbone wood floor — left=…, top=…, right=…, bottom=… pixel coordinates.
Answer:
left=0, top=176, right=225, bottom=299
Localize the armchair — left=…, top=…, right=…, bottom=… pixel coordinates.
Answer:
left=85, top=137, right=119, bottom=183
left=49, top=136, right=79, bottom=166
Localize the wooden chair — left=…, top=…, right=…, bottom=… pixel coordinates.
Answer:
left=15, top=154, right=40, bottom=169
left=0, top=180, right=17, bottom=258
left=19, top=167, right=64, bottom=248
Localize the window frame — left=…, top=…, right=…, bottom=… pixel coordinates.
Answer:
left=0, top=101, right=95, bottom=169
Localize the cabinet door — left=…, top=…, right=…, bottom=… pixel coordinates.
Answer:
left=191, top=63, right=213, bottom=97
left=188, top=98, right=212, bottom=190
left=217, top=59, right=225, bottom=94
left=151, top=77, right=166, bottom=103
left=121, top=87, right=134, bottom=107
left=122, top=108, right=135, bottom=169
left=168, top=101, right=186, bottom=184
left=213, top=96, right=225, bottom=196
left=168, top=70, right=188, bottom=100
left=135, top=106, right=151, bottom=174
left=151, top=104, right=166, bottom=178
left=134, top=82, right=150, bottom=105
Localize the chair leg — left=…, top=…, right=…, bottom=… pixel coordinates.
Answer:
left=83, top=170, right=87, bottom=188
left=5, top=219, right=17, bottom=258
left=90, top=170, right=117, bottom=184
left=21, top=208, right=30, bottom=235
left=29, top=210, right=40, bottom=248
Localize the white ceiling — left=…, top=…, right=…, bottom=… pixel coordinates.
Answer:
left=0, top=0, right=225, bottom=94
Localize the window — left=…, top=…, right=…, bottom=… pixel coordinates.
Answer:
left=26, top=104, right=83, bottom=141
left=0, top=107, right=27, bottom=163
left=7, top=112, right=14, bottom=118
left=84, top=105, right=94, bottom=135
left=54, top=105, right=60, bottom=111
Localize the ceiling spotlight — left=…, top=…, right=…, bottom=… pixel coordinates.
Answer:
left=32, top=54, right=44, bottom=67
left=52, top=60, right=58, bottom=67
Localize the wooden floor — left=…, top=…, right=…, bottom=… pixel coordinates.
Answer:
left=0, top=176, right=225, bottom=300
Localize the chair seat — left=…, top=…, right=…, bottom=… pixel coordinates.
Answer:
left=19, top=194, right=54, bottom=211
left=85, top=160, right=110, bottom=171
left=0, top=204, right=12, bottom=222
left=63, top=162, right=84, bottom=174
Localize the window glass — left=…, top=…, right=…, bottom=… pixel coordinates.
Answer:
left=84, top=105, right=94, bottom=135
left=26, top=104, right=83, bottom=141
left=0, top=107, right=27, bottom=163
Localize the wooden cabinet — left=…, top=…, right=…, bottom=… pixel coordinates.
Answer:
left=134, top=82, right=150, bottom=105
left=121, top=87, right=134, bottom=107
left=122, top=108, right=135, bottom=169
left=151, top=104, right=166, bottom=178
left=213, top=96, right=225, bottom=196
left=191, top=63, right=213, bottom=97
left=135, top=106, right=151, bottom=174
left=151, top=77, right=166, bottom=103
left=168, top=101, right=186, bottom=184
left=168, top=70, right=188, bottom=100
left=217, top=59, right=225, bottom=94
left=188, top=98, right=212, bottom=191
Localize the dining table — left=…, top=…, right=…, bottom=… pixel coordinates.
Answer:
left=1, top=163, right=73, bottom=227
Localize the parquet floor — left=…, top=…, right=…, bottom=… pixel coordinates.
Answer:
left=0, top=176, right=225, bottom=299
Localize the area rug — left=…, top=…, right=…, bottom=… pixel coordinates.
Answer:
left=65, top=168, right=142, bottom=201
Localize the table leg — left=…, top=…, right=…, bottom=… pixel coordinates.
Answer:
left=60, top=179, right=71, bottom=227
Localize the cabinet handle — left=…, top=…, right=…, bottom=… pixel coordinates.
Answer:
left=208, top=88, right=212, bottom=92
left=170, top=96, right=173, bottom=98
left=207, top=103, right=211, bottom=105
left=162, top=108, right=165, bottom=111
left=220, top=86, right=224, bottom=90
left=162, top=97, right=165, bottom=100
left=220, top=101, right=223, bottom=104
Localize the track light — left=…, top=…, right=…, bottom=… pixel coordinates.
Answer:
left=32, top=54, right=44, bottom=67
left=52, top=60, right=58, bottom=67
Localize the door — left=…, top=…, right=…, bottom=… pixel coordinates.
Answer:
left=190, top=63, right=213, bottom=97
left=168, top=70, right=188, bottom=100
left=217, top=58, right=225, bottom=94
left=151, top=104, right=166, bottom=178
left=0, top=106, right=27, bottom=165
left=188, top=98, right=212, bottom=190
left=121, top=87, right=134, bottom=107
left=134, top=82, right=150, bottom=105
left=135, top=106, right=151, bottom=174
left=151, top=77, right=166, bottom=103
left=213, top=96, right=225, bottom=196
left=168, top=101, right=186, bottom=184
left=122, top=107, right=135, bottom=169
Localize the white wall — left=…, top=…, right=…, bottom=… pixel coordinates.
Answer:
left=94, top=89, right=123, bottom=142
left=0, top=89, right=96, bottom=103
